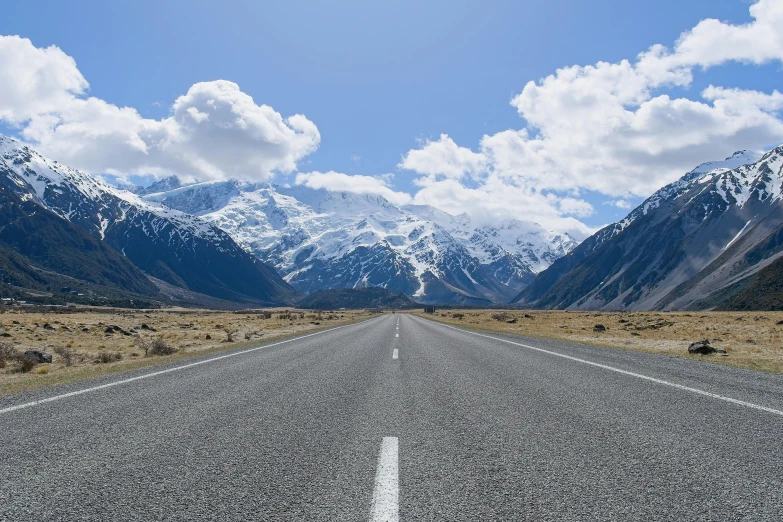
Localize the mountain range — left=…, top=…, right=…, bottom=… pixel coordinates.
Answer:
left=3, top=132, right=782, bottom=310
left=0, top=136, right=297, bottom=307
left=137, top=179, right=576, bottom=305
left=513, top=148, right=783, bottom=310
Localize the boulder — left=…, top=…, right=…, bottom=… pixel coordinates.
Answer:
left=506, top=318, right=517, bottom=324
left=23, top=350, right=53, bottom=363
left=593, top=324, right=606, bottom=332
left=688, top=339, right=717, bottom=355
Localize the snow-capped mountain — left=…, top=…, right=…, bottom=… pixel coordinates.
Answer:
left=141, top=181, right=577, bottom=304
left=0, top=136, right=297, bottom=305
left=514, top=146, right=783, bottom=310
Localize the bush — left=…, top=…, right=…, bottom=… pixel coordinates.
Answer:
left=95, top=352, right=122, bottom=364
left=149, top=339, right=177, bottom=356
left=223, top=328, right=238, bottom=342
left=0, top=342, right=20, bottom=368
left=452, top=313, right=464, bottom=319
left=53, top=346, right=76, bottom=366
left=491, top=312, right=512, bottom=322
left=18, top=358, right=37, bottom=373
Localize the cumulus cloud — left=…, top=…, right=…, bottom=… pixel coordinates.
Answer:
left=399, top=134, right=487, bottom=179
left=0, top=36, right=319, bottom=181
left=295, top=171, right=412, bottom=206
left=397, top=0, right=783, bottom=236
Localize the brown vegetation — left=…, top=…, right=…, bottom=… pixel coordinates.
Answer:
left=417, top=309, right=783, bottom=374
left=0, top=308, right=370, bottom=396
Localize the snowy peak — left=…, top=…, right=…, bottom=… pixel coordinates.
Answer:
left=0, top=135, right=297, bottom=305
left=140, top=180, right=576, bottom=304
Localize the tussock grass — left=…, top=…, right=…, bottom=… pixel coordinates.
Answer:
left=419, top=309, right=783, bottom=374
left=0, top=308, right=371, bottom=397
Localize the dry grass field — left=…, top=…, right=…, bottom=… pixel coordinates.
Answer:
left=0, top=308, right=373, bottom=397
left=415, top=309, right=783, bottom=374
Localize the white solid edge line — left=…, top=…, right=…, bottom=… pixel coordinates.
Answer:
left=0, top=318, right=376, bottom=416
left=420, top=317, right=783, bottom=417
left=370, top=436, right=399, bottom=522
left=392, top=349, right=399, bottom=360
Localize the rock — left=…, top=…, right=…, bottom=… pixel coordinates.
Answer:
left=523, top=314, right=533, bottom=319
left=205, top=334, right=212, bottom=340
left=688, top=339, right=717, bottom=355
left=0, top=332, right=10, bottom=337
left=104, top=326, right=115, bottom=334
left=82, top=327, right=90, bottom=333
left=506, top=318, right=517, bottom=324
left=43, top=323, right=56, bottom=330
left=777, top=320, right=783, bottom=325
left=23, top=350, right=52, bottom=363
left=593, top=324, right=606, bottom=332
left=140, top=324, right=157, bottom=332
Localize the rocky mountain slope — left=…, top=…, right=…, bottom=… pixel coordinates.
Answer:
left=513, top=148, right=783, bottom=310
left=0, top=136, right=298, bottom=306
left=140, top=180, right=576, bottom=305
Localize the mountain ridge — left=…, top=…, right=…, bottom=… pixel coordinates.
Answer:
left=138, top=179, right=577, bottom=304
left=513, top=147, right=783, bottom=311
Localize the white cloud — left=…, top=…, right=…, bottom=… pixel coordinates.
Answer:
left=0, top=35, right=88, bottom=123
left=398, top=0, right=783, bottom=235
left=295, top=171, right=411, bottom=206
left=0, top=36, right=320, bottom=182
left=399, top=134, right=487, bottom=179
left=611, top=199, right=632, bottom=210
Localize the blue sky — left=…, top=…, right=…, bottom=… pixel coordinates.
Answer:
left=1, top=0, right=782, bottom=237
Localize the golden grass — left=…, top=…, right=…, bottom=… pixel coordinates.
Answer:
left=415, top=309, right=783, bottom=374
left=0, top=308, right=373, bottom=397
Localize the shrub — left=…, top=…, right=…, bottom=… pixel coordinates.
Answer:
left=134, top=335, right=153, bottom=356
left=18, top=358, right=37, bottom=373
left=0, top=342, right=20, bottom=368
left=149, top=339, right=177, bottom=356
left=491, top=312, right=512, bottom=322
left=96, top=352, right=122, bottom=364
left=53, top=346, right=76, bottom=366
left=223, top=328, right=238, bottom=342
left=452, top=313, right=464, bottom=319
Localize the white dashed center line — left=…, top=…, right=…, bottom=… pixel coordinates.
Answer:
left=392, top=349, right=398, bottom=359
left=370, top=437, right=399, bottom=522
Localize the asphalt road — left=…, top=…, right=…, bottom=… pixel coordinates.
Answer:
left=1, top=314, right=782, bottom=521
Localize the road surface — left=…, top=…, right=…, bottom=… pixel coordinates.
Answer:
left=1, top=314, right=782, bottom=520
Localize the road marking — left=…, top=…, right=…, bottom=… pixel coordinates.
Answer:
left=425, top=319, right=783, bottom=417
left=0, top=319, right=375, bottom=416
left=392, top=349, right=398, bottom=359
left=395, top=333, right=399, bottom=338
left=370, top=437, right=399, bottom=522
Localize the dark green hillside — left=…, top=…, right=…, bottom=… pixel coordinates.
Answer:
left=297, top=287, right=417, bottom=310
left=0, top=184, right=159, bottom=296
left=718, top=256, right=783, bottom=311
